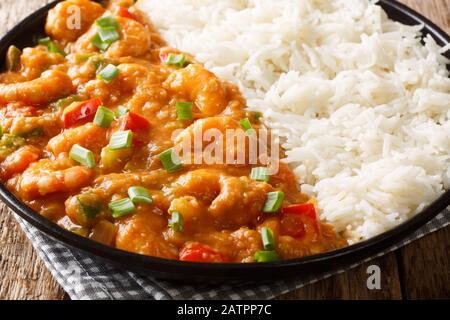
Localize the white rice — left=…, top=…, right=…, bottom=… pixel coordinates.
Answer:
left=138, top=0, right=450, bottom=243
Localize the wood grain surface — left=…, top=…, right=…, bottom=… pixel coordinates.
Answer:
left=0, top=0, right=449, bottom=300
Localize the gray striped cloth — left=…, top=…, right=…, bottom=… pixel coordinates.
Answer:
left=16, top=211, right=449, bottom=300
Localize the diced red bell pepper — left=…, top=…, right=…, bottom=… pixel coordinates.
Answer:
left=179, top=242, right=230, bottom=263
left=63, top=98, right=102, bottom=128
left=120, top=112, right=150, bottom=145
left=280, top=203, right=319, bottom=238
left=116, top=6, right=138, bottom=20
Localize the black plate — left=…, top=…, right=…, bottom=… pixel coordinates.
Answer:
left=0, top=0, right=449, bottom=281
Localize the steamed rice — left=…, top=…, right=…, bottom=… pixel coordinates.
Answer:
left=138, top=0, right=450, bottom=243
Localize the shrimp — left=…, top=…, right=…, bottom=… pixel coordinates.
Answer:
left=170, top=169, right=272, bottom=228
left=47, top=123, right=107, bottom=156
left=0, top=145, right=41, bottom=180
left=0, top=70, right=74, bottom=105
left=45, top=0, right=105, bottom=43
left=20, top=47, right=65, bottom=80
left=16, top=155, right=93, bottom=199
left=164, top=64, right=229, bottom=116
left=73, top=16, right=151, bottom=58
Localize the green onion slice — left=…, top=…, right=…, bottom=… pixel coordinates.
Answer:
left=94, top=106, right=115, bottom=128
left=97, top=64, right=119, bottom=83
left=0, top=126, right=3, bottom=138
left=47, top=42, right=66, bottom=56
left=176, top=102, right=193, bottom=120
left=109, top=198, right=135, bottom=218
left=262, top=191, right=284, bottom=213
left=91, top=33, right=111, bottom=52
left=109, top=130, right=133, bottom=150
left=98, top=26, right=120, bottom=44
left=128, top=186, right=153, bottom=204
left=69, top=144, right=96, bottom=168
left=254, top=250, right=279, bottom=262
left=240, top=118, right=254, bottom=134
left=38, top=37, right=51, bottom=45
left=260, top=227, right=275, bottom=250
left=158, top=148, right=182, bottom=173
left=250, top=167, right=270, bottom=182
left=75, top=53, right=95, bottom=62
left=115, top=106, right=129, bottom=117
left=96, top=16, right=120, bottom=29
left=165, top=53, right=186, bottom=67
left=169, top=211, right=184, bottom=232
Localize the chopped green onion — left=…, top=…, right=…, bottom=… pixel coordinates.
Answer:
left=169, top=211, right=184, bottom=232
left=38, top=37, right=51, bottom=45
left=158, top=148, right=182, bottom=173
left=94, top=106, right=115, bottom=128
left=260, top=227, right=275, bottom=250
left=254, top=250, right=279, bottom=262
left=262, top=191, right=284, bottom=213
left=98, top=26, right=120, bottom=44
left=251, top=167, right=270, bottom=182
left=109, top=198, right=135, bottom=218
left=5, top=45, right=21, bottom=72
left=165, top=53, right=186, bottom=67
left=115, top=106, right=129, bottom=117
left=128, top=186, right=153, bottom=204
left=75, top=53, right=95, bottom=62
left=69, top=144, right=96, bottom=168
left=96, top=16, right=120, bottom=29
left=97, top=64, right=119, bottom=83
left=47, top=41, right=66, bottom=56
left=91, top=33, right=110, bottom=52
left=176, top=102, right=193, bottom=120
left=76, top=195, right=102, bottom=219
left=0, top=126, right=3, bottom=138
left=240, top=118, right=254, bottom=134
left=52, top=95, right=80, bottom=110
left=109, top=130, right=133, bottom=150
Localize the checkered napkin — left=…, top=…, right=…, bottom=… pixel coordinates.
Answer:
left=15, top=211, right=449, bottom=300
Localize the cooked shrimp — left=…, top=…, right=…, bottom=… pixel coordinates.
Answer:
left=46, top=123, right=107, bottom=156
left=0, top=70, right=73, bottom=105
left=73, top=16, right=151, bottom=58
left=0, top=145, right=41, bottom=180
left=46, top=0, right=105, bottom=43
left=20, top=47, right=65, bottom=80
left=16, top=155, right=93, bottom=199
left=164, top=64, right=229, bottom=116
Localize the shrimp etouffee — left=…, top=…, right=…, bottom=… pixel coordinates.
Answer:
left=0, top=0, right=345, bottom=263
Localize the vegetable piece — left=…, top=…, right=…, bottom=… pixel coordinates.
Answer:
left=98, top=26, right=120, bottom=44
left=121, top=112, right=150, bottom=131
left=169, top=211, right=184, bottom=232
left=128, top=186, right=153, bottom=204
left=76, top=194, right=102, bottom=219
left=260, top=227, right=275, bottom=250
left=254, top=250, right=279, bottom=262
left=96, top=16, right=120, bottom=29
left=0, top=126, right=3, bottom=138
left=53, top=95, right=81, bottom=110
left=75, top=53, right=95, bottom=62
left=90, top=220, right=117, bottom=246
left=91, top=33, right=110, bottom=51
left=117, top=6, right=138, bottom=20
left=115, top=106, right=129, bottom=118
left=158, top=148, right=182, bottom=173
left=62, top=98, right=102, bottom=128
left=100, top=146, right=132, bottom=171
left=5, top=45, right=21, bottom=72
left=262, top=191, right=284, bottom=213
left=38, top=37, right=51, bottom=45
left=69, top=144, right=96, bottom=168
left=179, top=242, right=230, bottom=263
left=253, top=111, right=263, bottom=122
left=176, top=102, right=193, bottom=120
left=109, top=130, right=133, bottom=150
left=93, top=106, right=115, bottom=128
left=239, top=118, right=254, bottom=134
left=96, top=64, right=119, bottom=83
left=165, top=53, right=186, bottom=67
left=280, top=203, right=319, bottom=238
left=69, top=227, right=89, bottom=237
left=250, top=167, right=270, bottom=182
left=109, top=198, right=135, bottom=218
left=47, top=41, right=66, bottom=56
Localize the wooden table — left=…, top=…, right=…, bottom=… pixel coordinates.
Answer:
left=0, top=0, right=449, bottom=300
